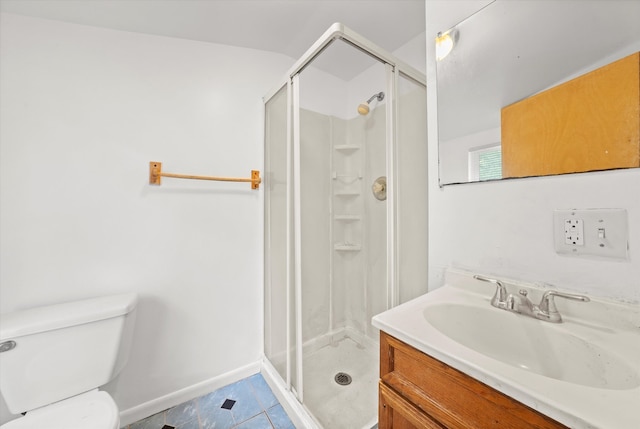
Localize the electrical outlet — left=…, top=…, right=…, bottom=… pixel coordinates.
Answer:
left=564, top=219, right=584, bottom=245
left=554, top=209, right=628, bottom=260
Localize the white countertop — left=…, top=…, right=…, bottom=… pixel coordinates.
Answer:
left=372, top=269, right=640, bottom=429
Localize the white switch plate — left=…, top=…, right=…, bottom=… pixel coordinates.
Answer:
left=553, top=209, right=628, bottom=260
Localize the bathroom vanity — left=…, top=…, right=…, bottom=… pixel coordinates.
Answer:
left=378, top=331, right=565, bottom=428
left=372, top=269, right=640, bottom=429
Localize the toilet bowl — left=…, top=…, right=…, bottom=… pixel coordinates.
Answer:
left=1, top=391, right=119, bottom=429
left=0, top=293, right=137, bottom=428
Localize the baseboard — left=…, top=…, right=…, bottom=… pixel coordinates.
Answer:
left=118, top=361, right=261, bottom=427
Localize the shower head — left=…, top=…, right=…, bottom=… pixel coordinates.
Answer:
left=357, top=103, right=370, bottom=115
left=357, top=103, right=371, bottom=115
left=357, top=92, right=385, bottom=115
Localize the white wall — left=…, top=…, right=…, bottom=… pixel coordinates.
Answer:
left=439, top=126, right=500, bottom=184
left=426, top=1, right=640, bottom=302
left=0, top=13, right=293, bottom=424
left=392, top=31, right=427, bottom=77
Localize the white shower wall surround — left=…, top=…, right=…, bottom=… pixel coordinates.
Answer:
left=299, top=106, right=388, bottom=345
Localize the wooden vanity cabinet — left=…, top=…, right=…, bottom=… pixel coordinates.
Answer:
left=378, top=331, right=567, bottom=429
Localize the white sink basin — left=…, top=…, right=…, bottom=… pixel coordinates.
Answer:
left=372, top=269, right=640, bottom=429
left=423, top=303, right=640, bottom=390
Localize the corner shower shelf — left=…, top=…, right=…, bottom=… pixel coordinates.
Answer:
left=334, top=243, right=362, bottom=251
left=332, top=172, right=362, bottom=181
left=334, top=191, right=360, bottom=197
left=334, top=144, right=360, bottom=152
left=334, top=215, right=362, bottom=222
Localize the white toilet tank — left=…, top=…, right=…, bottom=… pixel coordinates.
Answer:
left=0, top=293, right=138, bottom=414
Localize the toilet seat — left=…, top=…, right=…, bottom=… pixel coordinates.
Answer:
left=0, top=390, right=119, bottom=429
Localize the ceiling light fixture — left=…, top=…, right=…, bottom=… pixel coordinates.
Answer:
left=435, top=30, right=457, bottom=61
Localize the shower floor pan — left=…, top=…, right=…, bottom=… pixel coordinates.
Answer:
left=303, top=335, right=379, bottom=429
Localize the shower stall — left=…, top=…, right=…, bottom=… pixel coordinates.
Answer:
left=263, top=24, right=428, bottom=429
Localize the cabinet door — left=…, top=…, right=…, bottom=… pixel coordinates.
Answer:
left=379, top=332, right=567, bottom=429
left=379, top=382, right=444, bottom=429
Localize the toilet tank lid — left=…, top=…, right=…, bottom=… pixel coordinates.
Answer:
left=0, top=293, right=138, bottom=341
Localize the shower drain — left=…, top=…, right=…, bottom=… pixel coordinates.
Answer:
left=334, top=372, right=352, bottom=386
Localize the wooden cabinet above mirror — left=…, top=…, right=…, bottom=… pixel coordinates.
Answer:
left=501, top=52, right=639, bottom=179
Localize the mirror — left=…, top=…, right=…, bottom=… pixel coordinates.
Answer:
left=437, top=0, right=640, bottom=186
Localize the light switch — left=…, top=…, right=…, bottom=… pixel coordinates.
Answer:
left=598, top=228, right=606, bottom=239
left=553, top=209, right=628, bottom=260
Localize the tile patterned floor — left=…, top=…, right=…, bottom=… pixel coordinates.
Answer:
left=123, top=373, right=295, bottom=429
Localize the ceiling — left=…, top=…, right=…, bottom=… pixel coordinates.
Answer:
left=0, top=0, right=426, bottom=79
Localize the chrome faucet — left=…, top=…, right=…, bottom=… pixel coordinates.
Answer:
left=474, top=275, right=590, bottom=323
left=537, top=290, right=590, bottom=323
left=473, top=275, right=508, bottom=308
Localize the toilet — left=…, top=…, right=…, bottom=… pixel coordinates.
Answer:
left=0, top=293, right=138, bottom=429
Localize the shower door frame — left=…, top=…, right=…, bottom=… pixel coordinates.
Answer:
left=263, top=22, right=426, bottom=427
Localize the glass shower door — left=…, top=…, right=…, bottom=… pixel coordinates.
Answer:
left=295, top=39, right=388, bottom=429
left=263, top=23, right=428, bottom=429
left=264, top=84, right=297, bottom=392
left=396, top=72, right=429, bottom=305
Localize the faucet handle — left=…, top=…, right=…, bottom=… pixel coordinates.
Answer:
left=538, top=290, right=590, bottom=322
left=474, top=275, right=507, bottom=307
